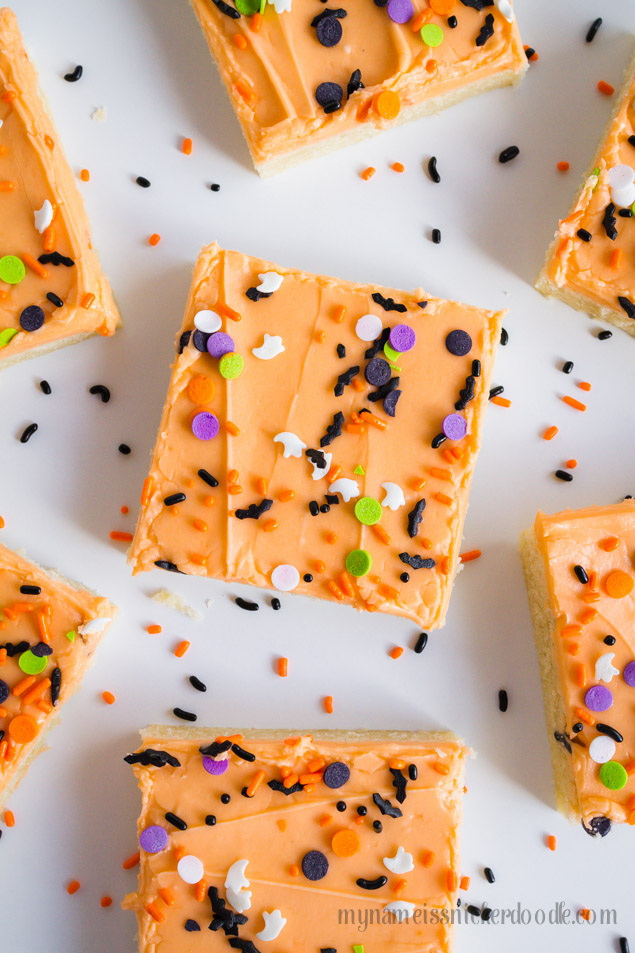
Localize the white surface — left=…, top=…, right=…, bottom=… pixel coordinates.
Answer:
left=2, top=1, right=635, bottom=950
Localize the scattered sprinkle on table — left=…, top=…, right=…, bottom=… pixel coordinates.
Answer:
left=63, top=65, right=83, bottom=82
left=89, top=384, right=110, bottom=403
left=597, top=80, right=614, bottom=96
left=498, top=689, right=508, bottom=712
left=19, top=423, right=38, bottom=443
left=499, top=145, right=520, bottom=163
left=136, top=175, right=151, bottom=188
left=586, top=17, right=602, bottom=43
left=102, top=691, right=115, bottom=705
left=546, top=834, right=557, bottom=851
left=148, top=233, right=161, bottom=246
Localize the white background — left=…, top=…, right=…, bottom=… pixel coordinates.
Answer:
left=2, top=0, right=634, bottom=950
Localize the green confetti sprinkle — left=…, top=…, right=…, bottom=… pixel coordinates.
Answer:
left=0, top=328, right=18, bottom=348
left=0, top=255, right=25, bottom=284
left=219, top=353, right=244, bottom=379
left=354, top=497, right=382, bottom=526
left=354, top=465, right=365, bottom=475
left=18, top=650, right=48, bottom=676
left=353, top=946, right=365, bottom=953
left=599, top=761, right=628, bottom=790
left=236, top=0, right=259, bottom=11
left=384, top=342, right=401, bottom=363
left=420, top=23, right=444, bottom=47
left=346, top=549, right=372, bottom=577
left=65, top=630, right=76, bottom=642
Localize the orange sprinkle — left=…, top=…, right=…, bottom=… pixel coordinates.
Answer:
left=228, top=469, right=239, bottom=484
left=157, top=887, right=175, bottom=907
left=100, top=896, right=112, bottom=908
left=491, top=395, right=511, bottom=407
left=580, top=608, right=598, bottom=625
left=235, top=78, right=256, bottom=103
left=460, top=549, right=481, bottom=563
left=250, top=11, right=263, bottom=30
left=314, top=559, right=326, bottom=573
left=289, top=864, right=300, bottom=877
left=174, top=640, right=190, bottom=658
left=446, top=870, right=458, bottom=892
left=578, top=381, right=592, bottom=392
left=547, top=835, right=557, bottom=851
left=67, top=880, right=81, bottom=895
left=332, top=305, right=346, bottom=323
left=277, top=819, right=287, bottom=831
left=0, top=180, right=15, bottom=191
left=316, top=329, right=326, bottom=343
left=567, top=642, right=580, bottom=656
left=318, top=814, right=332, bottom=828
left=277, top=657, right=288, bottom=677
left=562, top=395, right=586, bottom=412
left=195, top=879, right=207, bottom=902
left=425, top=58, right=438, bottom=73
left=81, top=292, right=95, bottom=309
left=412, top=9, right=432, bottom=30
left=327, top=580, right=344, bottom=601
left=588, top=571, right=599, bottom=592
left=283, top=773, right=299, bottom=789
left=145, top=902, right=165, bottom=923
left=523, top=44, right=539, bottom=61
left=391, top=162, right=405, bottom=173
left=597, top=80, right=614, bottom=96
left=411, top=477, right=427, bottom=491
left=173, top=845, right=186, bottom=862
left=562, top=623, right=582, bottom=638
left=379, top=583, right=399, bottom=599
left=324, top=695, right=334, bottom=714
left=36, top=611, right=50, bottom=644
left=203, top=495, right=215, bottom=508
left=580, top=908, right=591, bottom=921
left=122, top=852, right=140, bottom=870
left=102, top=691, right=116, bottom=705
left=429, top=467, right=453, bottom=483
left=433, top=762, right=450, bottom=776
left=0, top=649, right=6, bottom=666
left=147, top=624, right=162, bottom=635
left=601, top=536, right=620, bottom=552
left=278, top=489, right=295, bottom=502
left=121, top=505, right=129, bottom=515
left=339, top=572, right=354, bottom=598
left=421, top=537, right=433, bottom=550
left=193, top=518, right=209, bottom=531
left=79, top=168, right=90, bottom=182
left=182, top=137, right=193, bottom=155
left=605, top=569, right=634, bottom=599
left=141, top=477, right=153, bottom=506
left=422, top=850, right=435, bottom=868
left=148, top=233, right=161, bottom=246
left=575, top=707, right=595, bottom=726
left=363, top=411, right=388, bottom=430
left=326, top=464, right=341, bottom=482
left=582, top=592, right=600, bottom=604
left=263, top=519, right=277, bottom=532
left=390, top=647, right=404, bottom=660
left=12, top=676, right=36, bottom=697
left=460, top=875, right=471, bottom=891
left=110, top=530, right=133, bottom=542
left=575, top=664, right=587, bottom=688
left=256, top=477, right=268, bottom=495
left=566, top=459, right=577, bottom=469
left=372, top=524, right=391, bottom=546
left=440, top=556, right=451, bottom=575
left=22, top=252, right=48, bottom=278
left=233, top=33, right=248, bottom=49
left=307, top=756, right=326, bottom=773
left=43, top=225, right=56, bottom=252
left=225, top=421, right=240, bottom=436
left=326, top=531, right=338, bottom=544
left=609, top=248, right=623, bottom=270
left=556, top=161, right=570, bottom=172
left=4, top=809, right=15, bottom=827
left=361, top=166, right=376, bottom=181
left=434, top=492, right=453, bottom=506
left=22, top=678, right=51, bottom=707
left=216, top=302, right=241, bottom=322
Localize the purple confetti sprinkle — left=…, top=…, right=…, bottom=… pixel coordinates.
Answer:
left=387, top=0, right=414, bottom=23
left=584, top=685, right=613, bottom=712
left=192, top=411, right=220, bottom=441
left=442, top=413, right=467, bottom=441
left=139, top=825, right=169, bottom=854
left=623, top=661, right=635, bottom=687
left=445, top=329, right=472, bottom=356
left=323, top=761, right=351, bottom=788
left=388, top=324, right=416, bottom=353
left=207, top=331, right=235, bottom=359
left=203, top=756, right=229, bottom=775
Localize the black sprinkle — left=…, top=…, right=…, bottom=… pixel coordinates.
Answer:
left=629, top=136, right=635, bottom=149
left=500, top=327, right=508, bottom=346
left=165, top=811, right=188, bottom=830
left=198, top=468, right=219, bottom=488
left=620, top=207, right=633, bottom=217
left=619, top=939, right=630, bottom=953
left=476, top=13, right=495, bottom=47
left=471, top=359, right=481, bottom=377
left=178, top=330, right=191, bottom=353
left=603, top=203, right=618, bottom=241
left=455, top=374, right=476, bottom=411
left=154, top=560, right=181, bottom=573
left=371, top=292, right=407, bottom=313
left=124, top=748, right=181, bottom=768
left=400, top=572, right=410, bottom=583
left=51, top=667, right=61, bottom=706
left=320, top=411, right=344, bottom=447
left=235, top=499, right=273, bottom=520
left=524, top=46, right=535, bottom=60
left=367, top=376, right=400, bottom=404
left=407, top=764, right=418, bottom=782
left=498, top=689, right=509, bottom=712
left=232, top=743, right=256, bottom=762
left=428, top=156, right=440, bottom=183
left=118, top=443, right=131, bottom=456
left=235, top=597, right=259, bottom=611
left=334, top=365, right=360, bottom=397
left=309, top=500, right=320, bottom=516
left=246, top=287, right=271, bottom=302
left=271, top=597, right=281, bottom=610
left=89, top=384, right=111, bottom=403
left=596, top=723, right=624, bottom=743
left=200, top=740, right=231, bottom=757
left=0, top=640, right=30, bottom=657
left=372, top=792, right=402, bottom=818
left=185, top=920, right=201, bottom=932
left=20, top=423, right=38, bottom=444
left=399, top=552, right=436, bottom=570
left=572, top=723, right=584, bottom=733
left=555, top=469, right=573, bottom=482
left=562, top=360, right=574, bottom=374
left=389, top=767, right=407, bottom=803
left=304, top=572, right=314, bottom=581
left=604, top=635, right=616, bottom=645
left=489, top=385, right=504, bottom=399
left=20, top=585, right=41, bottom=595
left=498, top=145, right=519, bottom=164
left=64, top=64, right=83, bottom=82
left=205, top=815, right=217, bottom=825
left=582, top=816, right=611, bottom=838
left=356, top=875, right=387, bottom=890
left=467, top=904, right=482, bottom=917
left=357, top=806, right=367, bottom=816
left=136, top=176, right=151, bottom=188
left=414, top=632, right=428, bottom=655
left=417, top=299, right=428, bottom=309
left=373, top=820, right=382, bottom=832
left=326, top=494, right=339, bottom=505
left=210, top=183, right=221, bottom=192
left=481, top=908, right=492, bottom=922
left=431, top=433, right=446, bottom=449
left=46, top=292, right=64, bottom=307
left=39, top=380, right=52, bottom=395
left=268, top=778, right=303, bottom=796
left=189, top=675, right=207, bottom=692
left=573, top=565, right=588, bottom=584
left=38, top=251, right=74, bottom=267
left=336, top=343, right=346, bottom=358
left=484, top=867, right=495, bottom=884
left=448, top=14, right=457, bottom=27
left=407, top=499, right=426, bottom=538
left=431, top=228, right=442, bottom=244
left=459, top=0, right=493, bottom=8
left=164, top=492, right=186, bottom=507
left=173, top=707, right=197, bottom=722
left=346, top=67, right=364, bottom=98
left=618, top=295, right=635, bottom=319
left=576, top=228, right=592, bottom=242
left=212, top=0, right=240, bottom=17
left=598, top=330, right=613, bottom=340
left=585, top=17, right=602, bottom=42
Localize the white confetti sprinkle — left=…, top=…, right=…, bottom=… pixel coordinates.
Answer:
left=608, top=164, right=635, bottom=208
left=194, top=309, right=222, bottom=333
left=328, top=478, right=359, bottom=502
left=355, top=313, right=383, bottom=342
left=177, top=854, right=204, bottom=884
left=252, top=333, right=285, bottom=360
left=273, top=431, right=306, bottom=458
left=34, top=200, right=53, bottom=234
left=383, top=846, right=414, bottom=874
left=271, top=564, right=300, bottom=592
left=256, top=910, right=287, bottom=941
left=381, top=482, right=406, bottom=510
left=595, top=653, right=620, bottom=683
left=256, top=272, right=284, bottom=294
left=589, top=735, right=616, bottom=764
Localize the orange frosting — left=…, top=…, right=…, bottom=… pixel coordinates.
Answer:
left=0, top=541, right=116, bottom=807
left=123, top=730, right=469, bottom=953
left=129, top=244, right=504, bottom=629
left=191, top=0, right=526, bottom=168
left=535, top=502, right=635, bottom=827
left=544, top=64, right=635, bottom=321
left=0, top=8, right=119, bottom=364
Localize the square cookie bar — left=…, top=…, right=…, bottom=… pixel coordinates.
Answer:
left=129, top=244, right=504, bottom=629
left=191, top=0, right=526, bottom=175
left=123, top=727, right=469, bottom=953
left=0, top=8, right=120, bottom=367
left=521, top=502, right=635, bottom=836
left=0, top=541, right=116, bottom=810
left=536, top=48, right=635, bottom=336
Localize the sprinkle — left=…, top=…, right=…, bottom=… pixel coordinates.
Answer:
left=235, top=597, right=259, bottom=611
left=136, top=176, right=151, bottom=188
left=101, top=896, right=112, bottom=908
left=374, top=89, right=400, bottom=120
left=586, top=17, right=602, bottom=42
left=361, top=167, right=375, bottom=181
left=498, top=145, right=520, bottom=164
left=80, top=168, right=90, bottom=182
left=597, top=80, right=614, bottom=96
left=148, top=233, right=161, bottom=246
left=557, top=161, right=570, bottom=172
left=390, top=647, right=404, bottom=660
left=173, top=707, right=197, bottom=722
left=122, top=852, right=140, bottom=870
left=40, top=380, right=52, bottom=395
left=428, top=156, right=441, bottom=183
left=543, top=425, right=558, bottom=440
left=498, top=689, right=509, bottom=712
left=19, top=423, right=38, bottom=444
left=64, top=65, right=83, bottom=81
left=102, top=691, right=115, bottom=705
left=414, top=632, right=428, bottom=653
left=555, top=470, right=573, bottom=482
left=562, top=396, right=586, bottom=411
left=546, top=835, right=556, bottom=851
left=175, top=641, right=190, bottom=657
left=460, top=550, right=481, bottom=563
left=89, top=384, right=111, bottom=403
left=67, top=880, right=81, bottom=895
left=324, top=695, right=333, bottom=713
left=431, top=228, right=441, bottom=244
left=598, top=330, right=612, bottom=340
left=391, top=161, right=405, bottom=173
left=484, top=867, right=495, bottom=883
